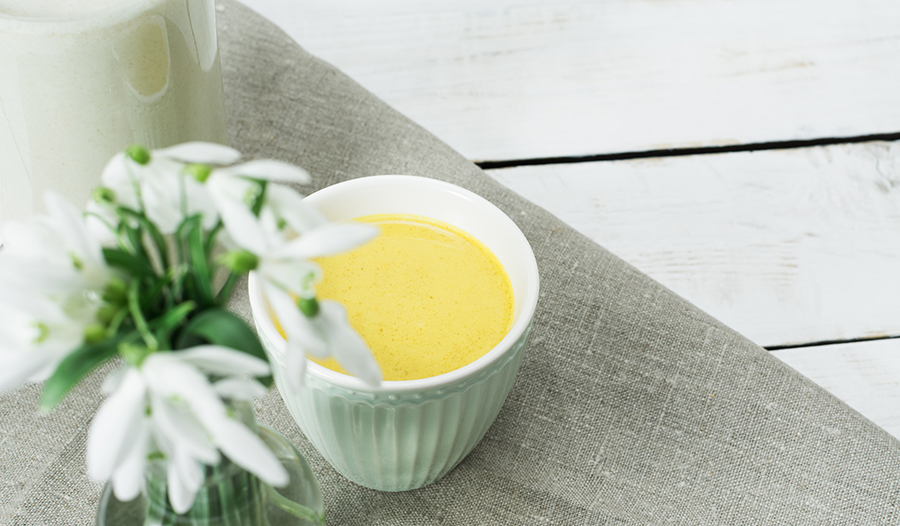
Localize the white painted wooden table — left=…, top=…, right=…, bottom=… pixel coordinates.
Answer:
left=240, top=0, right=900, bottom=437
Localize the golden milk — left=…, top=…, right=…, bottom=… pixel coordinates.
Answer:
left=311, top=213, right=514, bottom=381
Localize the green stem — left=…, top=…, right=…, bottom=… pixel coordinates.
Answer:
left=206, top=220, right=224, bottom=257
left=215, top=463, right=237, bottom=526
left=125, top=159, right=146, bottom=215
left=83, top=210, right=116, bottom=237
left=119, top=207, right=170, bottom=273
left=215, top=272, right=240, bottom=305
left=128, top=280, right=158, bottom=351
left=106, top=307, right=129, bottom=338
left=187, top=217, right=214, bottom=307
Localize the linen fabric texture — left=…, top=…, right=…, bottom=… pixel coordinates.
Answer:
left=2, top=1, right=899, bottom=524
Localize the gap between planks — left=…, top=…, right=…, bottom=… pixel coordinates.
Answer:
left=766, top=334, right=900, bottom=352
left=486, top=141, right=900, bottom=349
left=476, top=133, right=900, bottom=170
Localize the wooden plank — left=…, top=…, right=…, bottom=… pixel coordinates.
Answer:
left=235, top=0, right=900, bottom=161
left=773, top=339, right=900, bottom=439
left=486, top=141, right=900, bottom=348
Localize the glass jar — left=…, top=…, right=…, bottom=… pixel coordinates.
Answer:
left=0, top=0, right=228, bottom=224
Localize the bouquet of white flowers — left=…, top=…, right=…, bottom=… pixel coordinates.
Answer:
left=0, top=142, right=381, bottom=524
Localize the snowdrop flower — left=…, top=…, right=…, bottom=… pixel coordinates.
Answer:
left=199, top=154, right=375, bottom=299
left=265, top=283, right=382, bottom=389
left=1, top=192, right=110, bottom=295
left=87, top=345, right=286, bottom=512
left=205, top=158, right=323, bottom=244
left=213, top=183, right=380, bottom=388
left=0, top=192, right=112, bottom=392
left=92, top=142, right=240, bottom=235
left=191, top=156, right=382, bottom=388
left=0, top=283, right=93, bottom=391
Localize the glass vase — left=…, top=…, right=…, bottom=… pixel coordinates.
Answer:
left=95, top=407, right=324, bottom=526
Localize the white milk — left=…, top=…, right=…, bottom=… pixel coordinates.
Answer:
left=0, top=0, right=227, bottom=223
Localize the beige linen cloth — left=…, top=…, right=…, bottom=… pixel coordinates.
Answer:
left=3, top=1, right=899, bottom=524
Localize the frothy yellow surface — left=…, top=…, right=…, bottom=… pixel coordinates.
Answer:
left=312, top=214, right=514, bottom=381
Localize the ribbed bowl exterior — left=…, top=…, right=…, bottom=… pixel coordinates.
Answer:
left=259, top=321, right=532, bottom=492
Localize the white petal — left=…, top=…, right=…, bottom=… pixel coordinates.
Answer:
left=83, top=202, right=119, bottom=245
left=142, top=193, right=183, bottom=235
left=263, top=283, right=327, bottom=357
left=277, top=223, right=378, bottom=260
left=208, top=181, right=269, bottom=254
left=150, top=422, right=175, bottom=458
left=155, top=142, right=241, bottom=165
left=166, top=453, right=199, bottom=514
left=206, top=416, right=289, bottom=487
left=0, top=347, right=58, bottom=392
left=44, top=192, right=105, bottom=266
left=142, top=354, right=225, bottom=417
left=260, top=260, right=322, bottom=299
left=102, top=159, right=142, bottom=212
left=110, top=417, right=150, bottom=502
left=320, top=301, right=382, bottom=386
left=265, top=185, right=325, bottom=233
left=26, top=350, right=67, bottom=383
left=226, top=160, right=310, bottom=183
left=182, top=177, right=219, bottom=229
left=173, top=448, right=204, bottom=496
left=87, top=369, right=148, bottom=481
left=213, top=377, right=267, bottom=400
left=0, top=258, right=81, bottom=298
left=175, top=345, right=270, bottom=377
left=101, top=366, right=128, bottom=395
left=151, top=394, right=219, bottom=465
left=100, top=153, right=129, bottom=188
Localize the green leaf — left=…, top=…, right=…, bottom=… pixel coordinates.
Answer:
left=177, top=215, right=214, bottom=308
left=118, top=218, right=148, bottom=261
left=187, top=217, right=214, bottom=307
left=102, top=247, right=155, bottom=277
left=250, top=179, right=268, bottom=217
left=215, top=272, right=240, bottom=304
left=119, top=208, right=169, bottom=271
left=152, top=301, right=196, bottom=349
left=205, top=220, right=224, bottom=258
left=41, top=336, right=123, bottom=411
left=177, top=309, right=272, bottom=387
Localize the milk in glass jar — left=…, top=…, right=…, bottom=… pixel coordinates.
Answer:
left=0, top=0, right=227, bottom=222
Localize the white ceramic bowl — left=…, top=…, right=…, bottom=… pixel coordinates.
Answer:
left=249, top=175, right=540, bottom=491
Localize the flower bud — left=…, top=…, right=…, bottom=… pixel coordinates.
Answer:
left=83, top=324, right=106, bottom=344
left=184, top=163, right=213, bottom=183
left=125, top=144, right=151, bottom=165
left=120, top=343, right=152, bottom=367
left=219, top=250, right=260, bottom=272
left=102, top=277, right=128, bottom=305
left=92, top=187, right=116, bottom=206
left=97, top=305, right=118, bottom=324
left=297, top=296, right=319, bottom=318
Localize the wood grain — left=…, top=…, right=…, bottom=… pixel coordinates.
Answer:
left=487, top=141, right=900, bottom=348
left=234, top=0, right=900, bottom=438
left=237, top=0, right=900, bottom=161
left=774, top=339, right=900, bottom=439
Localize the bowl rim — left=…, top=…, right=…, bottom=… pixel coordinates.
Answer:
left=248, top=175, right=540, bottom=393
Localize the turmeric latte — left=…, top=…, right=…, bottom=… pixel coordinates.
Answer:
left=311, top=213, right=514, bottom=381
